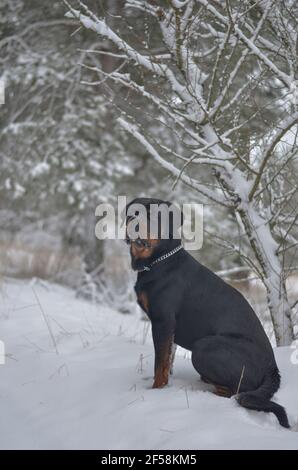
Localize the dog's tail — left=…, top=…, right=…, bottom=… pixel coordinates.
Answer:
left=236, top=366, right=290, bottom=428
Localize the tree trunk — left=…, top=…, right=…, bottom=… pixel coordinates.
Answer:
left=237, top=204, right=294, bottom=346
left=264, top=276, right=294, bottom=346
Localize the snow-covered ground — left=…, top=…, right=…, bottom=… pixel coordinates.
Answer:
left=0, top=278, right=297, bottom=450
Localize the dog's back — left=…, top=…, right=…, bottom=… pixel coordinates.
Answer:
left=151, top=249, right=273, bottom=358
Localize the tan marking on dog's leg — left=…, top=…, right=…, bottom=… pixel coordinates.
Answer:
left=213, top=385, right=232, bottom=398
left=153, top=335, right=174, bottom=388
left=138, top=291, right=149, bottom=313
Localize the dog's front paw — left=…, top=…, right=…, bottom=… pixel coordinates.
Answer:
left=152, top=381, right=166, bottom=389
left=152, top=375, right=168, bottom=389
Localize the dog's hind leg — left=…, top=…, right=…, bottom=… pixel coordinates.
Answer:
left=191, top=335, right=266, bottom=395
left=200, top=375, right=232, bottom=397
left=213, top=384, right=233, bottom=398
left=191, top=335, right=289, bottom=427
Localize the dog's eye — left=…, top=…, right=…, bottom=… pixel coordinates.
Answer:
left=126, top=238, right=150, bottom=248
left=135, top=239, right=151, bottom=248
left=135, top=239, right=146, bottom=248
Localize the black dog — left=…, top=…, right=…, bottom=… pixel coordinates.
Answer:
left=125, top=197, right=289, bottom=428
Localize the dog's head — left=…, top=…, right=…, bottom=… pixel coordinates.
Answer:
left=125, top=197, right=183, bottom=271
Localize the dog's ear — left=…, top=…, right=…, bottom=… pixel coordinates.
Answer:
left=145, top=200, right=183, bottom=240
left=123, top=198, right=183, bottom=240
left=124, top=197, right=156, bottom=228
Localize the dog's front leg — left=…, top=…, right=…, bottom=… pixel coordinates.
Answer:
left=151, top=316, right=175, bottom=389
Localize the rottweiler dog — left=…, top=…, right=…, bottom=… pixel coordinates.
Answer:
left=125, top=197, right=290, bottom=428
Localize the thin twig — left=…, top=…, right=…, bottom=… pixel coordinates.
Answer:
left=236, top=365, right=245, bottom=395
left=32, top=287, right=59, bottom=355
left=184, top=387, right=190, bottom=408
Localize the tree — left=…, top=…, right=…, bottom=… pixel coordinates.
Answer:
left=65, top=0, right=298, bottom=345
left=0, top=0, right=142, bottom=270
left=1, top=0, right=190, bottom=302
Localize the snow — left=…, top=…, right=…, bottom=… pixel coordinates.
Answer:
left=0, top=278, right=298, bottom=450
left=31, top=162, right=50, bottom=178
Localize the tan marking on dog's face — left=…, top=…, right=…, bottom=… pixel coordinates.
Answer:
left=126, top=218, right=160, bottom=260
left=130, top=238, right=159, bottom=260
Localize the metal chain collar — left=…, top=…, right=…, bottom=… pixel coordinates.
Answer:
left=137, top=244, right=183, bottom=273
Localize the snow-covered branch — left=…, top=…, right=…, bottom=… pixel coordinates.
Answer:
left=118, top=117, right=231, bottom=207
